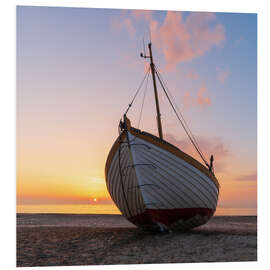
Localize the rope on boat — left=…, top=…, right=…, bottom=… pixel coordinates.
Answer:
left=124, top=66, right=151, bottom=116
left=122, top=56, right=210, bottom=169
left=154, top=66, right=210, bottom=168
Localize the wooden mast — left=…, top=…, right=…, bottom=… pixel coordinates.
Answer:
left=148, top=43, right=163, bottom=140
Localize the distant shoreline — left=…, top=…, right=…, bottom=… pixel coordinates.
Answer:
left=16, top=204, right=257, bottom=216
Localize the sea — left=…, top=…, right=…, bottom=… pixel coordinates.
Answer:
left=16, top=204, right=257, bottom=216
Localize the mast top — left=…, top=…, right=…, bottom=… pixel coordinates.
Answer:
left=140, top=43, right=163, bottom=140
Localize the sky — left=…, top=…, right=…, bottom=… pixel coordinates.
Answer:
left=16, top=6, right=257, bottom=212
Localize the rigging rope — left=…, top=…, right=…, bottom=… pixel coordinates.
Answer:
left=124, top=66, right=151, bottom=115
left=122, top=57, right=209, bottom=168
left=155, top=66, right=205, bottom=158
left=154, top=67, right=209, bottom=168
left=154, top=67, right=202, bottom=151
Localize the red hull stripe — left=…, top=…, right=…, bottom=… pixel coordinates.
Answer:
left=128, top=208, right=215, bottom=227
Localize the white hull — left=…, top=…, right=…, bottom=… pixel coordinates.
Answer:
left=105, top=128, right=219, bottom=231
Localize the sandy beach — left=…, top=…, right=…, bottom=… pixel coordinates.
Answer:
left=16, top=214, right=257, bottom=267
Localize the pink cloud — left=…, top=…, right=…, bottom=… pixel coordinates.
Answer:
left=196, top=84, right=211, bottom=107
left=131, top=10, right=152, bottom=21
left=150, top=11, right=225, bottom=71
left=112, top=11, right=225, bottom=72
left=164, top=133, right=229, bottom=173
left=183, top=83, right=211, bottom=109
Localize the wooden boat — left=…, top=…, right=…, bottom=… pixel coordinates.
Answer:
left=105, top=43, right=220, bottom=232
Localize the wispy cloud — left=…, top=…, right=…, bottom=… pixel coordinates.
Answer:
left=197, top=84, right=211, bottom=107
left=183, top=82, right=211, bottom=109
left=151, top=11, right=225, bottom=71
left=112, top=10, right=225, bottom=72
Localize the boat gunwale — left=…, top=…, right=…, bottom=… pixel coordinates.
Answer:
left=105, top=120, right=220, bottom=190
